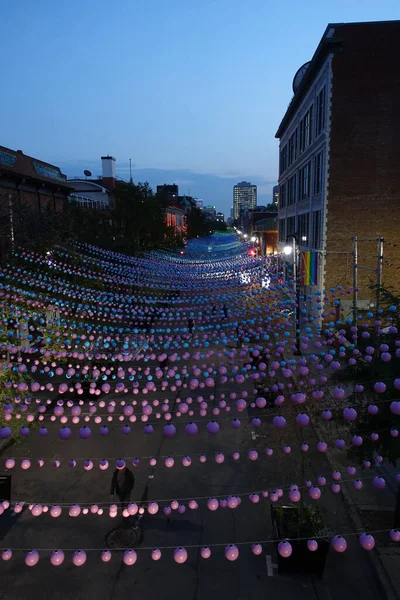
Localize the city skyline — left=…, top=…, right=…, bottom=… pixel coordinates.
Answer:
left=1, top=1, right=399, bottom=215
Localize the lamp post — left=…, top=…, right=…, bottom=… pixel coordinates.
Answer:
left=284, top=233, right=301, bottom=355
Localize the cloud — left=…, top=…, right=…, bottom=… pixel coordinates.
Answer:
left=59, top=159, right=277, bottom=216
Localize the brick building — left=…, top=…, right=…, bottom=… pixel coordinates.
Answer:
left=276, top=21, right=400, bottom=311
left=0, top=145, right=72, bottom=212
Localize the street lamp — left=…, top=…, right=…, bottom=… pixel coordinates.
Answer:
left=251, top=236, right=256, bottom=243
left=285, top=232, right=301, bottom=355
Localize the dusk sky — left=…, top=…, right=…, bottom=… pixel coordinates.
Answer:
left=1, top=1, right=399, bottom=215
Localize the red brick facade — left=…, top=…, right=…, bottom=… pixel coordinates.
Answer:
left=325, top=22, right=400, bottom=301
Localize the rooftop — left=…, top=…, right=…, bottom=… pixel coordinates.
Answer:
left=0, top=145, right=72, bottom=189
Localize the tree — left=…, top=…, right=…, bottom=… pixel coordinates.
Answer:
left=186, top=206, right=209, bottom=239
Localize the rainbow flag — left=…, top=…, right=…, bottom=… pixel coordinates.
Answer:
left=300, top=251, right=318, bottom=286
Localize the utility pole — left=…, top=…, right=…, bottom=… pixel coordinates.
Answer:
left=352, top=236, right=358, bottom=324
left=376, top=237, right=384, bottom=315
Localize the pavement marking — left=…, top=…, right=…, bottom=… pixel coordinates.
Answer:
left=265, top=554, right=277, bottom=576
left=11, top=502, right=24, bottom=516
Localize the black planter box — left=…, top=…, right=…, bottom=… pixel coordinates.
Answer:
left=271, top=505, right=329, bottom=577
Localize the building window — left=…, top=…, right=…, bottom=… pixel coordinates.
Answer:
left=287, top=216, right=296, bottom=237
left=288, top=130, right=298, bottom=166
left=279, top=182, right=287, bottom=208
left=298, top=212, right=310, bottom=245
left=311, top=210, right=322, bottom=249
left=279, top=145, right=288, bottom=175
left=278, top=218, right=286, bottom=242
left=299, top=106, right=313, bottom=153
left=316, top=87, right=326, bottom=136
left=287, top=174, right=297, bottom=206
left=314, top=151, right=323, bottom=195
left=298, top=162, right=311, bottom=201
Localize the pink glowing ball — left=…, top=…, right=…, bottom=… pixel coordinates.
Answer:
left=69, top=504, right=81, bottom=517
left=373, top=476, right=386, bottom=489
left=273, top=416, right=286, bottom=429
left=151, top=548, right=162, bottom=561
left=331, top=535, right=347, bottom=552
left=225, top=544, right=239, bottom=561
left=296, top=413, right=310, bottom=427
left=21, top=459, right=31, bottom=470
left=251, top=542, right=262, bottom=556
left=227, top=496, right=239, bottom=509
left=50, top=549, right=65, bottom=566
left=390, top=529, right=400, bottom=542
left=123, top=549, right=137, bottom=565
left=215, top=452, right=225, bottom=464
left=199, top=454, right=207, bottom=463
left=2, top=549, right=12, bottom=561
left=390, top=402, right=400, bottom=416
left=148, top=502, right=159, bottom=515
left=164, top=424, right=176, bottom=438
left=31, top=504, right=43, bottom=517
left=163, top=506, right=172, bottom=516
left=333, top=388, right=345, bottom=399
left=236, top=399, right=247, bottom=412
left=25, top=550, right=40, bottom=567
left=317, top=441, right=327, bottom=453
left=374, top=382, right=386, bottom=394
left=321, top=410, right=332, bottom=421
left=182, top=456, right=192, bottom=467
left=173, top=547, right=188, bottom=564
left=307, top=539, right=318, bottom=552
left=309, top=486, right=321, bottom=500
left=249, top=493, right=260, bottom=504
left=289, top=489, right=301, bottom=503
left=165, top=457, right=175, bottom=468
left=185, top=422, right=198, bottom=436
left=248, top=450, right=258, bottom=461
left=343, top=408, right=357, bottom=421
left=207, top=498, right=219, bottom=511
left=5, top=458, right=15, bottom=469
left=200, top=546, right=211, bottom=559
left=359, top=533, right=375, bottom=550
left=278, top=541, right=292, bottom=558
left=331, top=483, right=341, bottom=493
left=332, top=471, right=341, bottom=481
left=99, top=459, right=109, bottom=470
left=207, top=421, right=220, bottom=434
left=352, top=435, right=363, bottom=447
left=101, top=550, right=112, bottom=562
left=188, top=500, right=199, bottom=510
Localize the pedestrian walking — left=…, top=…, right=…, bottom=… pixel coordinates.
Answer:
left=110, top=459, right=135, bottom=510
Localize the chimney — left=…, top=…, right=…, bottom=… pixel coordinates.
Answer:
left=101, top=155, right=116, bottom=189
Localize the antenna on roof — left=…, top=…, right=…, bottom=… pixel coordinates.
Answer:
left=84, top=170, right=92, bottom=179
left=129, top=159, right=132, bottom=184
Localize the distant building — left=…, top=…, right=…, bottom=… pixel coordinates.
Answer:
left=165, top=204, right=187, bottom=239
left=67, top=156, right=117, bottom=209
left=195, top=199, right=203, bottom=210
left=177, top=195, right=196, bottom=214
left=276, top=20, right=400, bottom=306
left=233, top=181, right=257, bottom=220
left=272, top=185, right=279, bottom=208
left=203, top=205, right=217, bottom=220
left=241, top=206, right=278, bottom=256
left=0, top=145, right=72, bottom=212
left=157, top=184, right=179, bottom=199
left=215, top=212, right=225, bottom=223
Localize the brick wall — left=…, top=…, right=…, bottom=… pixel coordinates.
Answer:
left=325, top=22, right=400, bottom=304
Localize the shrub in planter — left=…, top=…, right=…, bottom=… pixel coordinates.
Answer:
left=271, top=505, right=330, bottom=577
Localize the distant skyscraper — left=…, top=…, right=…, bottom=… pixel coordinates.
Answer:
left=272, top=185, right=279, bottom=208
left=233, top=181, right=257, bottom=220
left=195, top=199, right=203, bottom=210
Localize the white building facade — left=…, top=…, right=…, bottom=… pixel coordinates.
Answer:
left=276, top=54, right=333, bottom=294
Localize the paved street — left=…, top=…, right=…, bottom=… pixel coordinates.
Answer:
left=0, top=240, right=388, bottom=600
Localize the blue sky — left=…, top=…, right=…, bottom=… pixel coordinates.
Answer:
left=1, top=1, right=399, bottom=215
